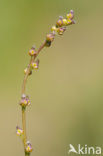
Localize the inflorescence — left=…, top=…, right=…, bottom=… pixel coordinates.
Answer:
left=16, top=10, right=75, bottom=156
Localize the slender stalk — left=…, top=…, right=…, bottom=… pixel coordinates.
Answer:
left=21, top=41, right=46, bottom=155
left=22, top=57, right=33, bottom=95
left=25, top=152, right=30, bottom=156
left=36, top=41, right=46, bottom=55
left=22, top=107, right=26, bottom=146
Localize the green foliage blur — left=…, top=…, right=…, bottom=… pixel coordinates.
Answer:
left=0, top=0, right=103, bottom=156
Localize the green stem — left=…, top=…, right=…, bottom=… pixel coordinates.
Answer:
left=22, top=107, right=27, bottom=147
left=21, top=41, right=46, bottom=156
left=25, top=152, right=30, bottom=156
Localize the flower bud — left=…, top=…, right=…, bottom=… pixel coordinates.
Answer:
left=21, top=94, right=26, bottom=99
left=45, top=33, right=55, bottom=47
left=56, top=18, right=63, bottom=27
left=67, top=19, right=72, bottom=25
left=25, top=141, right=33, bottom=153
left=59, top=16, right=63, bottom=19
left=67, top=10, right=74, bottom=20
left=63, top=19, right=68, bottom=26
left=67, top=19, right=76, bottom=25
left=57, top=27, right=66, bottom=35
left=51, top=26, right=57, bottom=32
left=16, top=126, right=23, bottom=136
left=46, top=33, right=55, bottom=42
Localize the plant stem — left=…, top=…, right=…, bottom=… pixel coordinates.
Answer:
left=22, top=57, right=33, bottom=95
left=21, top=41, right=46, bottom=156
left=25, top=152, right=30, bottom=156
left=22, top=107, right=26, bottom=146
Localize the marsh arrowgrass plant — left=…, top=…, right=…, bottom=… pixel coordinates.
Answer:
left=16, top=10, right=75, bottom=156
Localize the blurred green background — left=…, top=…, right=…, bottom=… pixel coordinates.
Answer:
left=0, top=0, right=103, bottom=155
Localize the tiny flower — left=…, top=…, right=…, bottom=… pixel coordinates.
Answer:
left=56, top=18, right=63, bottom=27
left=28, top=46, right=37, bottom=56
left=20, top=95, right=31, bottom=107
left=62, top=19, right=68, bottom=26
left=57, top=27, right=66, bottom=35
left=25, top=141, right=33, bottom=153
left=67, top=10, right=74, bottom=20
left=31, top=59, right=39, bottom=69
left=67, top=19, right=76, bottom=25
left=16, top=126, right=23, bottom=136
left=24, top=68, right=28, bottom=74
left=26, top=96, right=31, bottom=106
left=46, top=33, right=55, bottom=42
left=20, top=99, right=28, bottom=106
left=24, top=68, right=32, bottom=75
left=67, top=19, right=72, bottom=25
left=51, top=26, right=57, bottom=32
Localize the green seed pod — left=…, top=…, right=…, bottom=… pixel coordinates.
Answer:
left=45, top=41, right=51, bottom=47
left=24, top=68, right=32, bottom=75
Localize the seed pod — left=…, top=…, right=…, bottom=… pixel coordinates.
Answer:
left=24, top=68, right=32, bottom=75
left=45, top=33, right=55, bottom=47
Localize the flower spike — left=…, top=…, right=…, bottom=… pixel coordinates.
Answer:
left=17, top=10, right=76, bottom=156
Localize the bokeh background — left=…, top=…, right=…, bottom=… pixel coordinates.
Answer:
left=0, top=0, right=103, bottom=156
